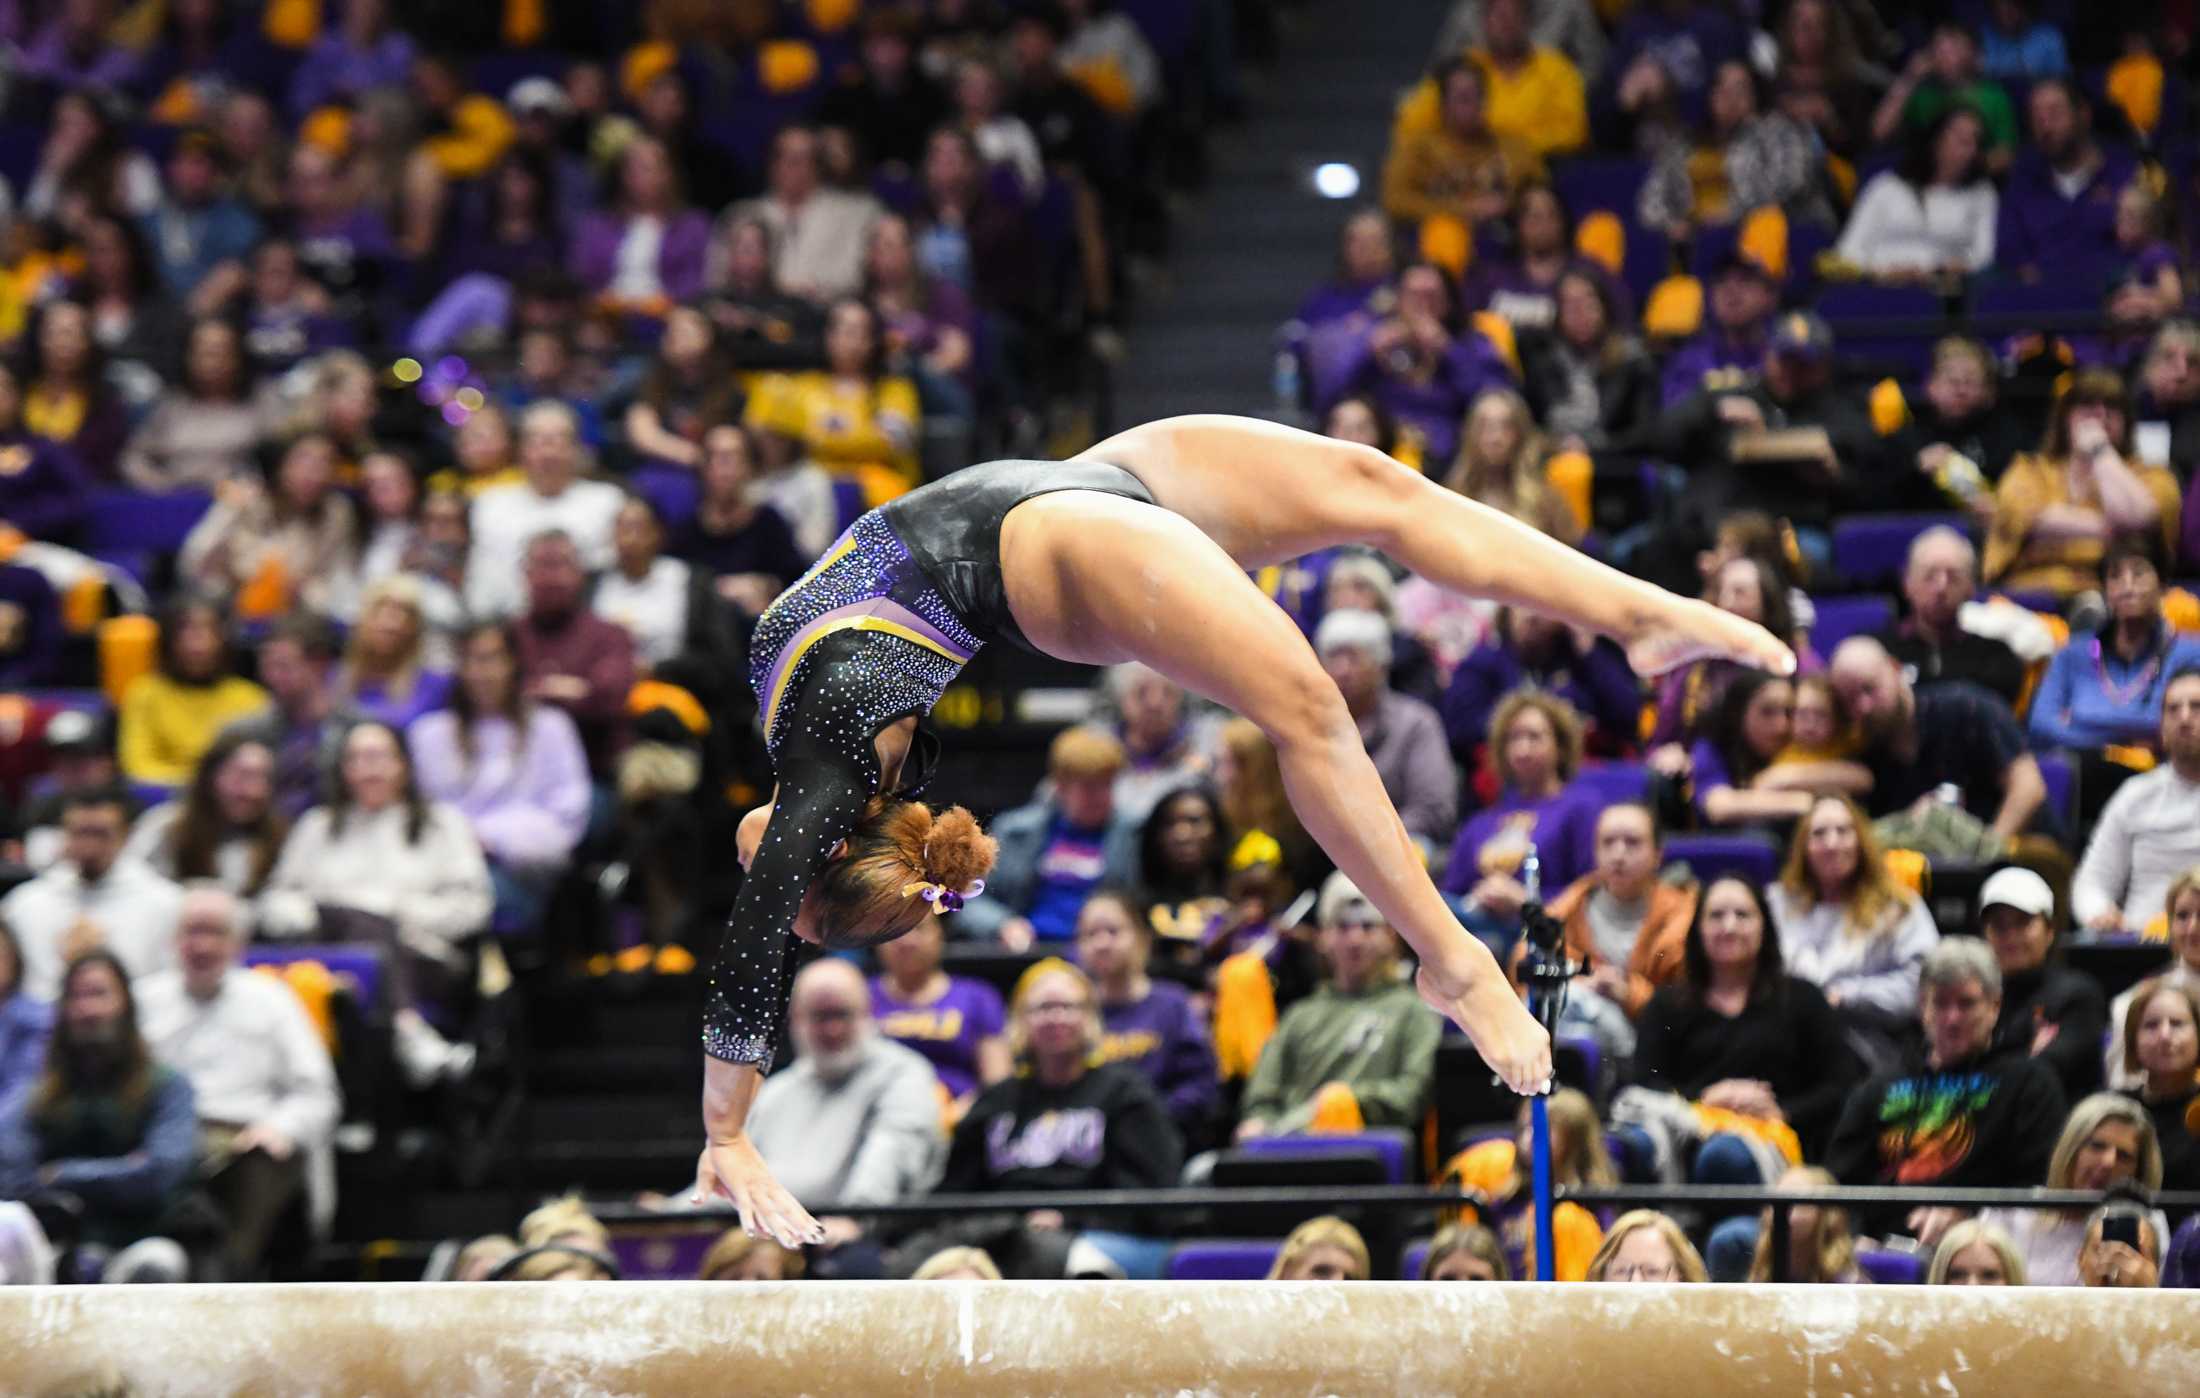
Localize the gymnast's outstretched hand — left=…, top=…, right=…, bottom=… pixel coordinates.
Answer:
left=1623, top=594, right=1797, bottom=680
left=1417, top=961, right=1552, bottom=1097
left=694, top=1133, right=824, bottom=1251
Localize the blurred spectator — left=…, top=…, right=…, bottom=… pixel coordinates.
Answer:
left=1132, top=785, right=1231, bottom=944
left=910, top=126, right=1044, bottom=327
left=696, top=215, right=828, bottom=374
left=409, top=151, right=566, bottom=355
left=1869, top=23, right=2018, bottom=163
left=910, top=1245, right=1002, bottom=1281
left=1876, top=527, right=2026, bottom=707
left=696, top=1230, right=804, bottom=1283
left=1828, top=938, right=2067, bottom=1192
left=0, top=950, right=196, bottom=1283
left=1828, top=637, right=2047, bottom=841
left=2031, top=538, right=2200, bottom=750
left=1635, top=875, right=1858, bottom=1169
left=671, top=424, right=811, bottom=608
left=1767, top=794, right=1939, bottom=1022
left=2137, top=322, right=2200, bottom=483
left=118, top=598, right=269, bottom=788
left=1835, top=107, right=1998, bottom=280
left=1059, top=0, right=1162, bottom=118
left=1529, top=802, right=1693, bottom=1021
left=120, top=731, right=284, bottom=898
left=746, top=959, right=943, bottom=1258
left=2111, top=184, right=2182, bottom=325
left=0, top=360, right=91, bottom=543
left=1884, top=339, right=2029, bottom=509
left=258, top=720, right=491, bottom=1084
left=1984, top=369, right=2179, bottom=601
left=1928, top=1219, right=2026, bottom=1284
left=817, top=10, right=951, bottom=175
left=916, top=959, right=1183, bottom=1280
left=1519, top=269, right=1660, bottom=452
left=569, top=135, right=710, bottom=318
left=1322, top=553, right=1440, bottom=704
left=1768, top=0, right=1880, bottom=160
left=1584, top=1209, right=1708, bottom=1283
left=2077, top=1200, right=2161, bottom=1288
left=14, top=710, right=130, bottom=872
left=1742, top=1165, right=1864, bottom=1283
left=214, top=89, right=288, bottom=220
left=746, top=298, right=922, bottom=506
left=870, top=913, right=1010, bottom=1110
left=232, top=237, right=353, bottom=376
left=21, top=88, right=160, bottom=223
left=1237, top=872, right=1440, bottom=1139
left=1420, top=1221, right=1510, bottom=1280
left=288, top=0, right=415, bottom=114
left=179, top=432, right=358, bottom=620
left=467, top=402, right=625, bottom=620
left=2117, top=977, right=2200, bottom=1189
left=1638, top=60, right=1828, bottom=244
left=1690, top=672, right=1815, bottom=829
left=278, top=143, right=393, bottom=322
left=427, top=405, right=520, bottom=500
left=353, top=449, right=420, bottom=599
left=1442, top=608, right=1640, bottom=766
left=229, top=616, right=347, bottom=822
left=592, top=496, right=689, bottom=673
left=1976, top=1095, right=2162, bottom=1284
left=409, top=621, right=591, bottom=924
left=0, top=920, right=53, bottom=1109
left=20, top=299, right=127, bottom=481
left=1657, top=249, right=1777, bottom=408
left=1101, top=665, right=1218, bottom=823
left=2106, top=882, right=2200, bottom=1093
left=333, top=577, right=453, bottom=730
left=2075, top=677, right=2200, bottom=936
left=74, top=212, right=182, bottom=379
left=1295, top=208, right=1397, bottom=334
left=631, top=67, right=747, bottom=217
left=1314, top=609, right=1456, bottom=850
left=448, top=1232, right=518, bottom=1282
left=117, top=316, right=260, bottom=493
left=137, top=884, right=338, bottom=1279
left=623, top=305, right=741, bottom=471
left=1443, top=388, right=1582, bottom=545
left=1265, top=1216, right=1371, bottom=1281
left=1077, top=889, right=1220, bottom=1146
left=954, top=726, right=1138, bottom=947
left=1381, top=56, right=1544, bottom=237
left=404, top=490, right=472, bottom=657
left=866, top=213, right=979, bottom=426
left=724, top=126, right=883, bottom=303
left=1997, top=78, right=2138, bottom=284
left=1434, top=0, right=1606, bottom=80
left=1595, top=0, right=1748, bottom=148
left=1443, top=689, right=1599, bottom=949
left=1321, top=261, right=1514, bottom=467
left=1650, top=554, right=1801, bottom=747
left=1981, top=0, right=2070, bottom=82
left=513, top=530, right=637, bottom=774
left=954, top=54, right=1046, bottom=197
left=1978, top=866, right=2106, bottom=1099
left=1465, top=0, right=1587, bottom=158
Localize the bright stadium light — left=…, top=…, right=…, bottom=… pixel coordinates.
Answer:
left=1312, top=162, right=1361, bottom=199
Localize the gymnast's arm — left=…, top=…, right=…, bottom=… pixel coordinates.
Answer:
left=693, top=735, right=875, bottom=1248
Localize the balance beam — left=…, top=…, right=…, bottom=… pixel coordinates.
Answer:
left=7, top=1281, right=2196, bottom=1395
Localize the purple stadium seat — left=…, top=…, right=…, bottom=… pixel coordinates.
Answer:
left=608, top=1223, right=721, bottom=1281
left=1165, top=1240, right=1279, bottom=1281
left=1237, top=1128, right=1414, bottom=1183
left=1662, top=833, right=1780, bottom=887
left=1832, top=515, right=1978, bottom=589
left=1399, top=1238, right=1432, bottom=1280
left=243, top=944, right=389, bottom=1018
left=2034, top=750, right=2076, bottom=829
left=83, top=490, right=214, bottom=555
left=1809, top=594, right=1896, bottom=656
left=2166, top=1211, right=2200, bottom=1287
left=1971, top=277, right=2109, bottom=324
left=1575, top=761, right=1650, bottom=806
left=1816, top=283, right=1942, bottom=377
left=1855, top=1248, right=1925, bottom=1285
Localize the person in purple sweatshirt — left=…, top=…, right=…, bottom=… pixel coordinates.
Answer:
left=1443, top=689, right=1603, bottom=956
left=1315, top=261, right=1517, bottom=466
left=1659, top=249, right=1777, bottom=407
left=1595, top=0, right=1748, bottom=148
left=1444, top=606, right=1642, bottom=769
left=1997, top=77, right=2138, bottom=286
left=1075, top=889, right=1220, bottom=1149
left=869, top=913, right=1010, bottom=1111
left=0, top=361, right=90, bottom=545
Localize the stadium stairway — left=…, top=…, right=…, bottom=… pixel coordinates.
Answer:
left=1111, top=1, right=1439, bottom=424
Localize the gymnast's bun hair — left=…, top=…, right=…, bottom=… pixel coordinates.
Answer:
left=811, top=799, right=1000, bottom=950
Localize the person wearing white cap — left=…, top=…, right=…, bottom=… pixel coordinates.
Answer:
left=1979, top=865, right=2106, bottom=1099
left=2070, top=669, right=2200, bottom=937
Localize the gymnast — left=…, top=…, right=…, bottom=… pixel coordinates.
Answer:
left=694, top=414, right=1793, bottom=1247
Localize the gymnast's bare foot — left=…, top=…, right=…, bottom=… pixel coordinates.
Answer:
left=1417, top=962, right=1552, bottom=1096
left=1624, top=595, right=1796, bottom=679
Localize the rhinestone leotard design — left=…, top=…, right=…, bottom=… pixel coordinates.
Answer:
left=704, top=459, right=1158, bottom=1070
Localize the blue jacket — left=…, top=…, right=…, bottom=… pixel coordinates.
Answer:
left=951, top=799, right=1141, bottom=940
left=0, top=1065, right=197, bottom=1247
left=2027, top=625, right=2200, bottom=750
left=0, top=994, right=52, bottom=1110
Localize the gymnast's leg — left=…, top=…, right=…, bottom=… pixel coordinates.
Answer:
left=1077, top=413, right=1793, bottom=677
left=1000, top=492, right=1550, bottom=1090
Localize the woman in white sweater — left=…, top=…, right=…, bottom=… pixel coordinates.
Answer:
left=1835, top=106, right=1997, bottom=280
left=1765, top=795, right=1939, bottom=1018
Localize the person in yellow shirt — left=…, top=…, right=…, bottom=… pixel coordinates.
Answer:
left=745, top=298, right=921, bottom=506
left=1382, top=56, right=1546, bottom=234
left=1441, top=1088, right=1612, bottom=1280
left=118, top=599, right=270, bottom=789
left=1397, top=0, right=1589, bottom=159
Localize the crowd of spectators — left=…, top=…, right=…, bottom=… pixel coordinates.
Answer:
left=8, top=0, right=2200, bottom=1294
